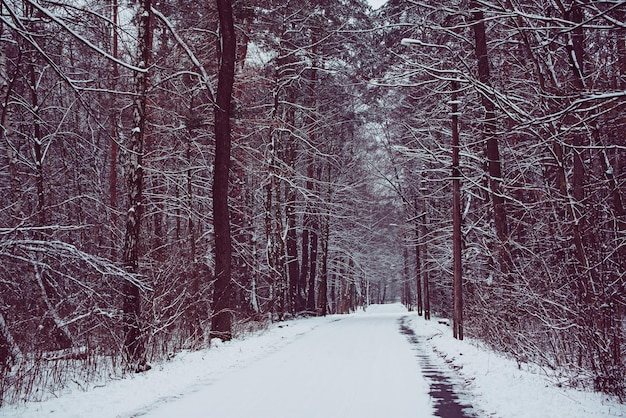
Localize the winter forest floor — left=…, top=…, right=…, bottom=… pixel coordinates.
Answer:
left=4, top=304, right=625, bottom=418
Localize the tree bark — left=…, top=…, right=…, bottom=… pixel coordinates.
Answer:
left=451, top=80, right=463, bottom=340
left=470, top=1, right=511, bottom=276
left=319, top=164, right=332, bottom=316
left=109, top=0, right=119, bottom=257
left=319, top=224, right=329, bottom=316
left=307, top=222, right=318, bottom=312
left=28, top=58, right=45, bottom=228
left=1, top=21, right=21, bottom=221
left=285, top=126, right=301, bottom=313
left=0, top=311, right=23, bottom=367
left=210, top=0, right=236, bottom=341
left=304, top=46, right=319, bottom=313
left=122, top=0, right=152, bottom=371
left=403, top=245, right=412, bottom=309
left=421, top=202, right=430, bottom=321
left=413, top=197, right=422, bottom=316
left=300, top=220, right=310, bottom=306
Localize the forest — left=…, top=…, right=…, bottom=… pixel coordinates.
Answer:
left=0, top=0, right=625, bottom=405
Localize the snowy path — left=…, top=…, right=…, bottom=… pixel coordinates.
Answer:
left=6, top=304, right=625, bottom=417
left=135, top=306, right=436, bottom=418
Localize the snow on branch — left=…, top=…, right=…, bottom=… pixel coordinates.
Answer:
left=401, top=38, right=451, bottom=51
left=1, top=239, right=152, bottom=292
left=151, top=6, right=216, bottom=104
left=21, top=0, right=147, bottom=74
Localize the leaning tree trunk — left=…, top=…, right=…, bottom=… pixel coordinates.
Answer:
left=122, top=0, right=152, bottom=372
left=210, top=0, right=236, bottom=341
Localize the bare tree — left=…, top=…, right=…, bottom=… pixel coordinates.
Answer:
left=210, top=0, right=236, bottom=341
left=122, top=0, right=153, bottom=372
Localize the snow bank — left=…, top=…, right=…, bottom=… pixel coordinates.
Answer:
left=3, top=316, right=336, bottom=418
left=407, top=314, right=626, bottom=417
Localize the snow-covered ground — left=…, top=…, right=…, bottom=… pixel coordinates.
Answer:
left=3, top=304, right=625, bottom=417
left=406, top=312, right=625, bottom=417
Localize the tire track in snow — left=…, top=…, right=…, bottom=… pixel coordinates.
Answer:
left=399, top=316, right=479, bottom=418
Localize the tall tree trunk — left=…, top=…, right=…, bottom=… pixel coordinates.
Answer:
left=109, top=0, right=119, bottom=257
left=300, top=219, right=310, bottom=308
left=319, top=222, right=329, bottom=316
left=451, top=80, right=463, bottom=340
left=264, top=59, right=288, bottom=318
left=307, top=220, right=318, bottom=311
left=413, top=197, right=422, bottom=316
left=186, top=117, right=203, bottom=344
left=1, top=21, right=21, bottom=221
left=300, top=160, right=314, bottom=313
left=419, top=175, right=430, bottom=320
left=285, top=128, right=301, bottom=313
left=25, top=9, right=75, bottom=351
left=286, top=197, right=300, bottom=313
left=122, top=0, right=152, bottom=371
left=210, top=0, right=236, bottom=341
left=348, top=257, right=356, bottom=312
left=403, top=245, right=411, bottom=309
left=597, top=129, right=625, bottom=371
left=303, top=44, right=319, bottom=313
left=231, top=138, right=253, bottom=316
left=28, top=60, right=45, bottom=228
left=319, top=164, right=332, bottom=316
left=470, top=1, right=511, bottom=276
left=421, top=191, right=430, bottom=321
left=552, top=0, right=595, bottom=317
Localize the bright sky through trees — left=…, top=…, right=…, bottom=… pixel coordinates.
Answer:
left=368, top=0, right=387, bottom=10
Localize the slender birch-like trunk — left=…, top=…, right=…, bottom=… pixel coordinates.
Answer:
left=122, top=0, right=152, bottom=371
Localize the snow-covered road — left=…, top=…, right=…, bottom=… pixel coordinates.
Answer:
left=6, top=304, right=625, bottom=417
left=137, top=305, right=437, bottom=418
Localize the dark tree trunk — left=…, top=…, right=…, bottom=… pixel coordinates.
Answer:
left=280, top=82, right=300, bottom=313
left=307, top=225, right=318, bottom=311
left=185, top=121, right=204, bottom=344
left=470, top=1, right=511, bottom=275
left=29, top=63, right=45, bottom=228
left=403, top=246, right=412, bottom=309
left=420, top=177, right=430, bottom=320
left=451, top=80, right=463, bottom=341
left=304, top=49, right=319, bottom=313
left=349, top=258, right=356, bottom=312
left=285, top=196, right=300, bottom=312
left=1, top=36, right=21, bottom=221
left=300, top=221, right=310, bottom=306
left=210, top=0, right=236, bottom=341
left=285, top=127, right=300, bottom=312
left=556, top=1, right=594, bottom=308
left=319, top=217, right=329, bottom=316
left=109, top=0, right=119, bottom=258
left=414, top=198, right=422, bottom=316
left=122, top=0, right=152, bottom=372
